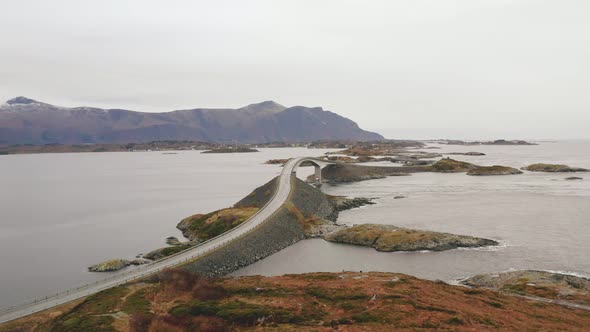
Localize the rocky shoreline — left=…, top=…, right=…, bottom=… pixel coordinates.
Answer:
left=461, top=270, right=590, bottom=308
left=87, top=258, right=148, bottom=272
left=467, top=165, right=523, bottom=176
left=327, top=195, right=376, bottom=211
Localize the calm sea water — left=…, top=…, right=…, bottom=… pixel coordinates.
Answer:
left=0, top=148, right=326, bottom=308
left=234, top=141, right=590, bottom=281
left=0, top=142, right=589, bottom=308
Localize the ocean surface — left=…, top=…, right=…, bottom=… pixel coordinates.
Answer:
left=235, top=141, right=590, bottom=281
left=1, top=142, right=589, bottom=308
left=0, top=148, right=329, bottom=308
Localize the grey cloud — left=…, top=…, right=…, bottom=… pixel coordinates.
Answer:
left=1, top=0, right=588, bottom=139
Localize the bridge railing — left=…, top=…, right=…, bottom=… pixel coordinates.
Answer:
left=0, top=161, right=296, bottom=319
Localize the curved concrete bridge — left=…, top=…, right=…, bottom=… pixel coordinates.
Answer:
left=0, top=156, right=334, bottom=324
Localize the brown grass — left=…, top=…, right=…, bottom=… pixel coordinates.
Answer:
left=5, top=270, right=590, bottom=331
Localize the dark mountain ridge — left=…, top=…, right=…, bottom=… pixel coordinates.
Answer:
left=0, top=97, right=383, bottom=144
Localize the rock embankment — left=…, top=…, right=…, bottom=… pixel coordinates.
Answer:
left=462, top=270, right=590, bottom=307
left=467, top=165, right=523, bottom=176
left=522, top=163, right=588, bottom=172
left=324, top=224, right=498, bottom=252
left=233, top=177, right=278, bottom=208
left=181, top=177, right=344, bottom=276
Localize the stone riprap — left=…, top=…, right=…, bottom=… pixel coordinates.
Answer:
left=180, top=177, right=339, bottom=276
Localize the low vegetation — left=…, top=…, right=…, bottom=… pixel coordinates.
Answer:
left=177, top=207, right=258, bottom=242
left=5, top=269, right=590, bottom=332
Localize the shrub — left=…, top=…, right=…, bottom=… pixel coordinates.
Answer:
left=192, top=278, right=228, bottom=301
left=446, top=317, right=465, bottom=325
left=351, top=312, right=382, bottom=323
left=129, top=313, right=153, bottom=332
left=159, top=269, right=202, bottom=292
left=123, top=289, right=152, bottom=314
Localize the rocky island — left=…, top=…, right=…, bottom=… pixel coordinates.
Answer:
left=467, top=165, right=523, bottom=176
left=201, top=147, right=259, bottom=153
left=445, top=151, right=486, bottom=156
left=324, top=224, right=498, bottom=252
left=263, top=158, right=289, bottom=165
left=302, top=158, right=525, bottom=183
left=427, top=158, right=477, bottom=172
left=431, top=139, right=536, bottom=146
left=522, top=163, right=589, bottom=172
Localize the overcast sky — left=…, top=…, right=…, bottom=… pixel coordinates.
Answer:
left=1, top=0, right=588, bottom=139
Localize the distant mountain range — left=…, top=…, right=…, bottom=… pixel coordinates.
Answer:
left=0, top=97, right=383, bottom=145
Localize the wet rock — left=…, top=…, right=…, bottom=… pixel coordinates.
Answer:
left=166, top=236, right=182, bottom=246
left=328, top=196, right=376, bottom=211
left=88, top=259, right=130, bottom=272
left=301, top=216, right=346, bottom=238
left=129, top=259, right=149, bottom=266
left=264, top=158, right=289, bottom=165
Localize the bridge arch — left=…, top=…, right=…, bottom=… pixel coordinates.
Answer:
left=291, top=158, right=335, bottom=184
